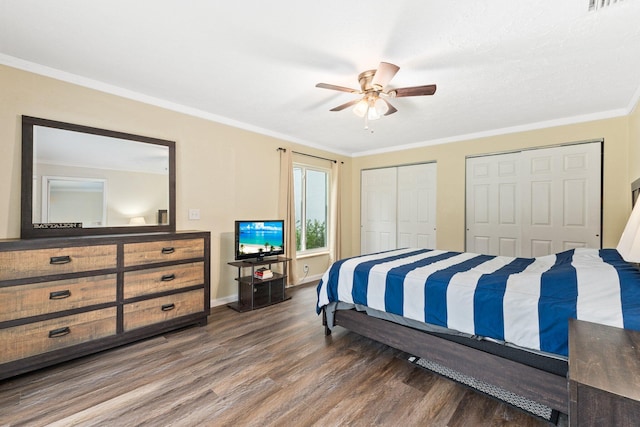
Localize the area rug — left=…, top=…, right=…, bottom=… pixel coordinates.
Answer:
left=408, top=356, right=568, bottom=426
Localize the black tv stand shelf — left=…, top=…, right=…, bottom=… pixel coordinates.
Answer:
left=227, top=257, right=291, bottom=312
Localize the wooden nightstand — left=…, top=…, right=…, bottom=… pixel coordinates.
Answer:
left=568, top=319, right=640, bottom=426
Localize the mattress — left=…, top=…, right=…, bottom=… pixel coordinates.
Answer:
left=317, top=247, right=640, bottom=357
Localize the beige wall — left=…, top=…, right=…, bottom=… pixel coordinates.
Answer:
left=2, top=63, right=638, bottom=299
left=351, top=116, right=633, bottom=254
left=0, top=65, right=352, bottom=303
left=629, top=101, right=640, bottom=183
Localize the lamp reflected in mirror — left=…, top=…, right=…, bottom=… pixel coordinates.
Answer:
left=129, top=216, right=147, bottom=226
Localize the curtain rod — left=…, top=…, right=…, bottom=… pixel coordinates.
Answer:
left=277, top=147, right=342, bottom=164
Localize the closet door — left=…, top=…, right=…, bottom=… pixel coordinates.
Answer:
left=466, top=153, right=521, bottom=256
left=361, top=167, right=397, bottom=254
left=361, top=163, right=437, bottom=255
left=397, top=163, right=437, bottom=249
left=465, top=141, right=602, bottom=257
left=520, top=143, right=601, bottom=256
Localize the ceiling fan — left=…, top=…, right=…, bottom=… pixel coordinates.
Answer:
left=316, top=61, right=436, bottom=127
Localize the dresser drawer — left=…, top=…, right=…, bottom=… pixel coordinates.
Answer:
left=0, top=274, right=117, bottom=322
left=123, top=238, right=204, bottom=267
left=123, top=262, right=204, bottom=299
left=123, top=289, right=204, bottom=331
left=0, top=245, right=117, bottom=281
left=0, top=307, right=117, bottom=364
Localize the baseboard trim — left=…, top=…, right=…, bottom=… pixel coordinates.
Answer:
left=295, top=273, right=323, bottom=285
left=210, top=294, right=238, bottom=308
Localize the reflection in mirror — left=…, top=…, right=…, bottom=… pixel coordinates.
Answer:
left=33, top=126, right=169, bottom=227
left=21, top=116, right=176, bottom=238
left=41, top=176, right=106, bottom=226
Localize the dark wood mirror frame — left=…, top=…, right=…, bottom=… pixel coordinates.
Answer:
left=21, top=116, right=176, bottom=238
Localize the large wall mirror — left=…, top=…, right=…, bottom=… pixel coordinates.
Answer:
left=21, top=116, right=176, bottom=238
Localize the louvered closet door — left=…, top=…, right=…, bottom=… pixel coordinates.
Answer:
left=466, top=153, right=521, bottom=256
left=520, top=143, right=601, bottom=257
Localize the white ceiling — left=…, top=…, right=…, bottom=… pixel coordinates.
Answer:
left=1, top=0, right=640, bottom=156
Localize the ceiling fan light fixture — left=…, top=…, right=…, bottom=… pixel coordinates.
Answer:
left=353, top=99, right=369, bottom=117
left=364, top=97, right=388, bottom=121
left=354, top=96, right=387, bottom=121
left=353, top=98, right=369, bottom=117
left=367, top=107, right=380, bottom=121
left=317, top=61, right=436, bottom=125
left=373, top=97, right=389, bottom=116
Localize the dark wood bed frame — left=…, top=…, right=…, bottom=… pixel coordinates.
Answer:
left=319, top=180, right=640, bottom=418
left=324, top=308, right=568, bottom=415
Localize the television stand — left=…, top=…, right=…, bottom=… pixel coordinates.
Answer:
left=227, top=257, right=291, bottom=312
left=243, top=256, right=276, bottom=264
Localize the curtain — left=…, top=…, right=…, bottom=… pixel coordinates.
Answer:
left=278, top=149, right=298, bottom=285
left=329, top=160, right=342, bottom=263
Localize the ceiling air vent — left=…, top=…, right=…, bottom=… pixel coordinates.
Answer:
left=589, top=0, right=624, bottom=11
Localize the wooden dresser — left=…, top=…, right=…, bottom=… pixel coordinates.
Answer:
left=0, top=231, right=210, bottom=380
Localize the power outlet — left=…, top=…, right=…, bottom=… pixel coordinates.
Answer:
left=303, top=264, right=309, bottom=273
left=188, top=208, right=200, bottom=220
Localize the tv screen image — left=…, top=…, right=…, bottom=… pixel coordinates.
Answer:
left=235, top=220, right=285, bottom=261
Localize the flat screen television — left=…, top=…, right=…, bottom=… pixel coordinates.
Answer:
left=235, top=220, right=285, bottom=261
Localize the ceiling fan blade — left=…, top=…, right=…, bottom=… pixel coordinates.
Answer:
left=391, top=84, right=437, bottom=97
left=383, top=99, right=398, bottom=116
left=316, top=83, right=360, bottom=93
left=329, top=99, right=360, bottom=112
left=371, top=62, right=400, bottom=90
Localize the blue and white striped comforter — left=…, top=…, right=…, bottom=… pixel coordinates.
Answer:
left=316, top=248, right=640, bottom=356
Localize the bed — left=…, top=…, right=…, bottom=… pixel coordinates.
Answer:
left=316, top=247, right=640, bottom=415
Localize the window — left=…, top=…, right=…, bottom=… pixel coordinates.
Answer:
left=293, top=164, right=329, bottom=253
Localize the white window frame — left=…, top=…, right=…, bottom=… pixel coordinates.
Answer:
left=294, top=163, right=330, bottom=256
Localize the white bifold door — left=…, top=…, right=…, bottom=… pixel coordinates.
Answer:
left=466, top=141, right=602, bottom=257
left=361, top=163, right=437, bottom=255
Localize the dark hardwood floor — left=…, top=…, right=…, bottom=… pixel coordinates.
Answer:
left=0, top=282, right=556, bottom=426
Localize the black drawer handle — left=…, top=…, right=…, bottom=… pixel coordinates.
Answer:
left=161, top=274, right=176, bottom=282
left=48, top=326, right=71, bottom=338
left=161, top=247, right=175, bottom=255
left=49, top=290, right=72, bottom=300
left=50, top=255, right=72, bottom=265
left=161, top=303, right=176, bottom=311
